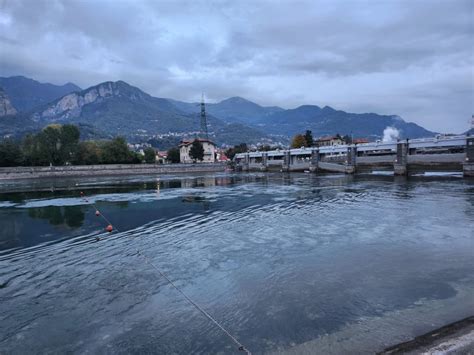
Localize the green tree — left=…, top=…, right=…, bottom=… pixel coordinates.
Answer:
left=225, top=143, right=248, bottom=160
left=22, top=134, right=43, bottom=166
left=291, top=134, right=307, bottom=148
left=38, top=125, right=63, bottom=165
left=22, top=129, right=56, bottom=166
left=21, top=124, right=80, bottom=166
left=75, top=141, right=102, bottom=165
left=131, top=152, right=143, bottom=164
left=0, top=139, right=23, bottom=166
left=189, top=139, right=204, bottom=162
left=258, top=144, right=272, bottom=151
left=304, top=130, right=314, bottom=147
left=236, top=143, right=248, bottom=153
left=59, top=124, right=80, bottom=163
left=101, top=137, right=134, bottom=164
left=144, top=147, right=156, bottom=163
left=167, top=147, right=180, bottom=163
left=16, top=124, right=150, bottom=166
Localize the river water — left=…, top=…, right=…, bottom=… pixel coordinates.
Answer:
left=0, top=172, right=473, bottom=354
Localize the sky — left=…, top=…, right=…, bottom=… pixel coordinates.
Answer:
left=0, top=0, right=472, bottom=133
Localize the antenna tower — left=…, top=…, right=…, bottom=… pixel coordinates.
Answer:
left=200, top=93, right=209, bottom=139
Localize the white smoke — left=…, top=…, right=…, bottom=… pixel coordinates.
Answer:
left=382, top=126, right=400, bottom=142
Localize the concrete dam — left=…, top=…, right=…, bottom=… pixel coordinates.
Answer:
left=234, top=135, right=474, bottom=177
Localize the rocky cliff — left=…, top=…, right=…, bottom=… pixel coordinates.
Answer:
left=33, top=81, right=147, bottom=121
left=0, top=88, right=17, bottom=116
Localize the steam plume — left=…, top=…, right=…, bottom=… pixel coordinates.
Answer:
left=382, top=127, right=400, bottom=142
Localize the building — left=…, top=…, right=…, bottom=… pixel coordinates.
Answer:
left=156, top=151, right=168, bottom=164
left=179, top=138, right=216, bottom=163
left=216, top=150, right=230, bottom=162
left=352, top=138, right=370, bottom=144
left=316, top=135, right=345, bottom=147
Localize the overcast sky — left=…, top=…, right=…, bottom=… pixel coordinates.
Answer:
left=0, top=0, right=472, bottom=132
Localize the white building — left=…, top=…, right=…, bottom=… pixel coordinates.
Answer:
left=179, top=138, right=216, bottom=163
left=316, top=135, right=345, bottom=146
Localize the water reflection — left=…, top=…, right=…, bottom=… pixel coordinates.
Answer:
left=28, top=205, right=85, bottom=227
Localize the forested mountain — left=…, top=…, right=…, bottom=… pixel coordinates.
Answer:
left=167, top=96, right=283, bottom=122
left=249, top=105, right=435, bottom=139
left=167, top=98, right=435, bottom=139
left=10, top=80, right=266, bottom=145
left=0, top=75, right=437, bottom=146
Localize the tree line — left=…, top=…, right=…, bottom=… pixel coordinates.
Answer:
left=0, top=124, right=157, bottom=167
left=0, top=124, right=216, bottom=167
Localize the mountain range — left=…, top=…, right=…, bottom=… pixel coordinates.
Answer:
left=0, top=75, right=437, bottom=147
left=0, top=76, right=81, bottom=112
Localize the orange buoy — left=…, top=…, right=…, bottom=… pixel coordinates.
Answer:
left=95, top=210, right=100, bottom=216
left=106, top=224, right=113, bottom=232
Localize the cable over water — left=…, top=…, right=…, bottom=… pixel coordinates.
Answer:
left=81, top=191, right=252, bottom=354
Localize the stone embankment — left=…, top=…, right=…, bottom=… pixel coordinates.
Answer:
left=0, top=163, right=227, bottom=180
left=379, top=316, right=474, bottom=354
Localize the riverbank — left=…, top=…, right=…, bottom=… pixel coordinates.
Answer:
left=0, top=163, right=227, bottom=180
left=379, top=316, right=474, bottom=354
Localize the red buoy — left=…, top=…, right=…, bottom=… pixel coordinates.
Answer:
left=106, top=224, right=113, bottom=232
left=95, top=210, right=100, bottom=216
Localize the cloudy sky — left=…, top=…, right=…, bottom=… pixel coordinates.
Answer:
left=0, top=0, right=472, bottom=132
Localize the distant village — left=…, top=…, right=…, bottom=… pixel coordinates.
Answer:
left=127, top=138, right=229, bottom=164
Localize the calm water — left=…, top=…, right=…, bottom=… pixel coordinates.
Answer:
left=0, top=173, right=473, bottom=354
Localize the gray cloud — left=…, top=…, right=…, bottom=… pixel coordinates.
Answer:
left=0, top=0, right=472, bottom=132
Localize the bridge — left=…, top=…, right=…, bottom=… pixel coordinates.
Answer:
left=234, top=135, right=474, bottom=177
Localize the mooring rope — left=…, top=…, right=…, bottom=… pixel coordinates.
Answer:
left=80, top=191, right=252, bottom=354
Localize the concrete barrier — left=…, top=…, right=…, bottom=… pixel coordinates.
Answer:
left=235, top=135, right=470, bottom=176
left=0, top=163, right=227, bottom=180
